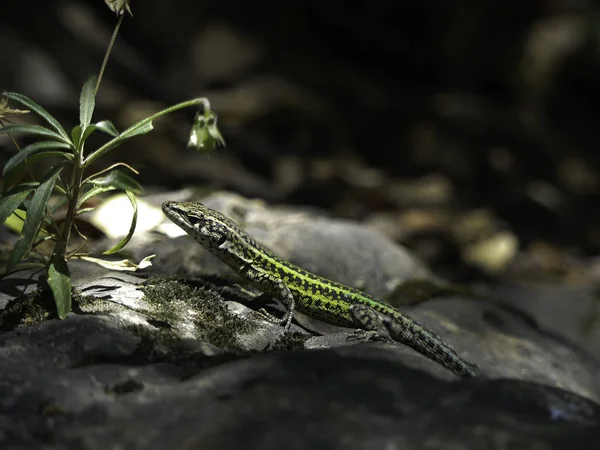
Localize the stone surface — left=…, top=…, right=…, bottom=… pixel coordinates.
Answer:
left=1, top=344, right=599, bottom=449
left=2, top=191, right=600, bottom=448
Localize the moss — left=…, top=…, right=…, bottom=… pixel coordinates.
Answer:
left=121, top=322, right=241, bottom=372
left=271, top=330, right=310, bottom=352
left=0, top=288, right=57, bottom=330
left=141, top=277, right=255, bottom=354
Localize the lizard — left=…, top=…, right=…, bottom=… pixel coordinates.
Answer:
left=162, top=200, right=480, bottom=379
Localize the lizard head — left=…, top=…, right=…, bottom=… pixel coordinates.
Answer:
left=162, top=201, right=255, bottom=262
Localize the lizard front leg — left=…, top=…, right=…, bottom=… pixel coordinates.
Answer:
left=244, top=267, right=296, bottom=331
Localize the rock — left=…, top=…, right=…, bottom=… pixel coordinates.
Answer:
left=2, top=191, right=600, bottom=448
left=0, top=314, right=140, bottom=396
left=1, top=346, right=599, bottom=449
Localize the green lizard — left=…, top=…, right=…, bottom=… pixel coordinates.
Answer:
left=162, top=201, right=480, bottom=379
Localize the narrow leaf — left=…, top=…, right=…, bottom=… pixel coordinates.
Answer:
left=119, top=120, right=154, bottom=139
left=77, top=164, right=142, bottom=208
left=72, top=124, right=99, bottom=150
left=2, top=141, right=73, bottom=177
left=5, top=261, right=47, bottom=274
left=87, top=168, right=143, bottom=194
left=53, top=184, right=67, bottom=196
left=82, top=124, right=98, bottom=141
left=103, top=191, right=137, bottom=255
left=138, top=255, right=154, bottom=269
left=71, top=125, right=83, bottom=149
left=0, top=183, right=37, bottom=224
left=83, top=162, right=139, bottom=183
left=2, top=151, right=71, bottom=186
left=79, top=76, right=97, bottom=128
left=0, top=124, right=69, bottom=143
left=7, top=164, right=65, bottom=271
left=76, top=206, right=96, bottom=215
left=94, top=120, right=119, bottom=137
left=75, top=254, right=154, bottom=271
left=4, top=209, right=26, bottom=234
left=0, top=95, right=29, bottom=119
left=47, top=252, right=71, bottom=319
left=76, top=185, right=117, bottom=208
left=2, top=91, right=70, bottom=141
left=82, top=141, right=120, bottom=168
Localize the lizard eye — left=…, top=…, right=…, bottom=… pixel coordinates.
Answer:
left=217, top=235, right=227, bottom=246
left=188, top=216, right=203, bottom=228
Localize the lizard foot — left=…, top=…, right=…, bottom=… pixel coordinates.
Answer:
left=257, top=308, right=293, bottom=332
left=347, top=329, right=391, bottom=343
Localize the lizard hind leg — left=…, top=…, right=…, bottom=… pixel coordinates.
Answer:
left=347, top=303, right=393, bottom=343
left=257, top=307, right=293, bottom=331
left=348, top=303, right=480, bottom=379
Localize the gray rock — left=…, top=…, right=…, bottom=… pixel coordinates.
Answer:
left=1, top=346, right=599, bottom=449
left=2, top=191, right=600, bottom=448
left=0, top=315, right=140, bottom=406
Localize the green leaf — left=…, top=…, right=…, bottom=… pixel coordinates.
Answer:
left=47, top=252, right=71, bottom=319
left=76, top=206, right=96, bottom=215
left=0, top=183, right=37, bottom=224
left=2, top=91, right=70, bottom=141
left=2, top=141, right=73, bottom=177
left=82, top=121, right=153, bottom=168
left=82, top=141, right=120, bottom=168
left=119, top=120, right=154, bottom=139
left=76, top=185, right=117, bottom=208
left=103, top=191, right=137, bottom=255
left=6, top=164, right=66, bottom=271
left=71, top=125, right=83, bottom=149
left=82, top=124, right=98, bottom=141
left=2, top=152, right=70, bottom=188
left=53, top=184, right=67, bottom=196
left=79, top=76, right=97, bottom=128
left=94, top=120, right=119, bottom=137
left=0, top=95, right=29, bottom=120
left=0, top=124, right=69, bottom=143
left=4, top=209, right=26, bottom=234
left=77, top=164, right=142, bottom=209
left=88, top=167, right=143, bottom=193
left=72, top=124, right=100, bottom=149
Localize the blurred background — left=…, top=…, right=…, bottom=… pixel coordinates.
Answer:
left=3, top=0, right=600, bottom=284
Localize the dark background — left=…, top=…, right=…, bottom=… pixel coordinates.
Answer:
left=3, top=0, right=600, bottom=281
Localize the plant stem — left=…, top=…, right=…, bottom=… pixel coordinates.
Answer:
left=82, top=98, right=211, bottom=168
left=56, top=13, right=127, bottom=255
left=55, top=157, right=84, bottom=257
left=61, top=9, right=126, bottom=254
left=95, top=13, right=124, bottom=95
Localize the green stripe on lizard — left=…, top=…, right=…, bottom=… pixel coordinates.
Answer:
left=162, top=201, right=480, bottom=379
